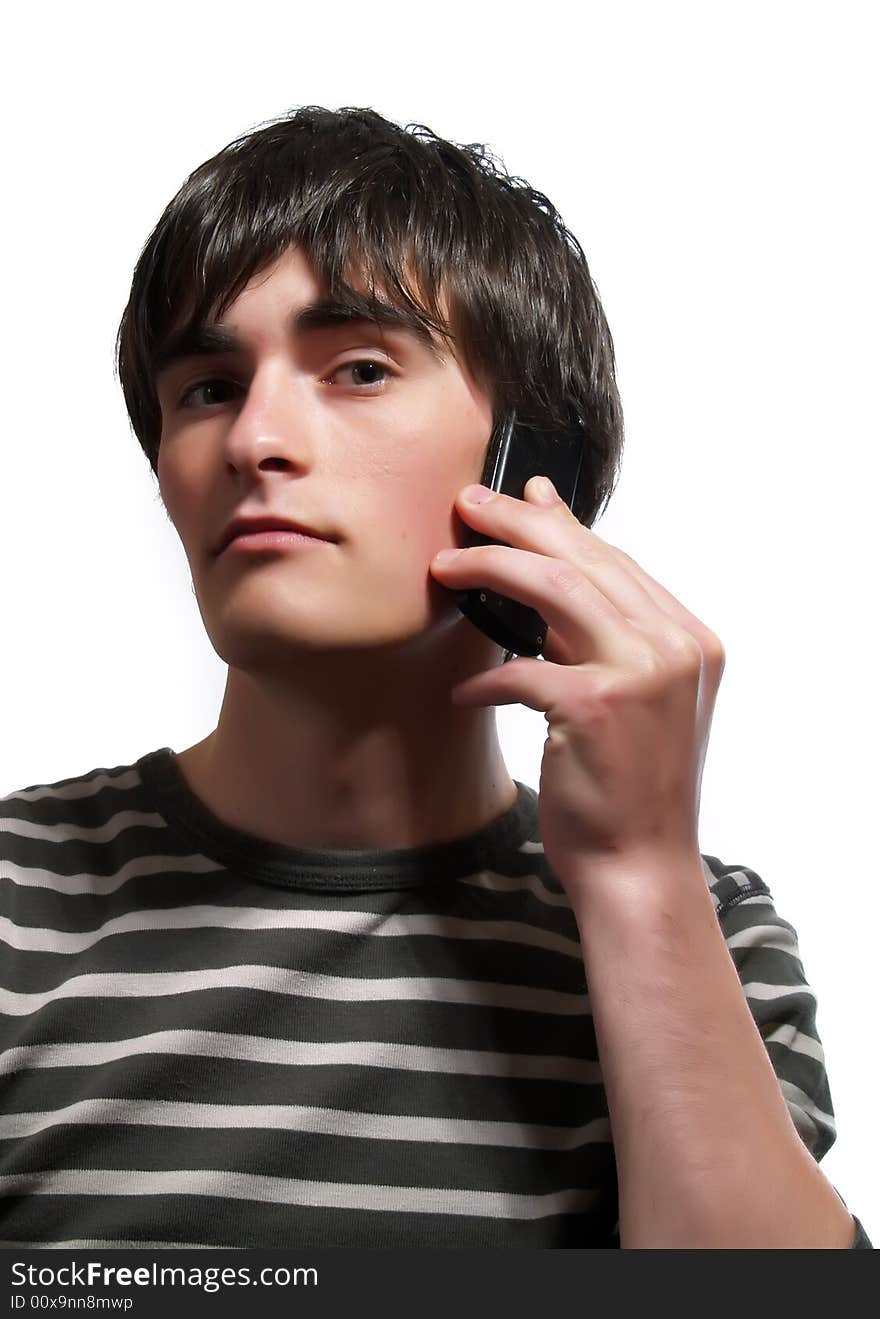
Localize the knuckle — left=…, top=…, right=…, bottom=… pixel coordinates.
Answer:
left=642, top=650, right=673, bottom=690
left=546, top=561, right=584, bottom=597
left=614, top=547, right=641, bottom=571
left=706, top=633, right=726, bottom=672
left=684, top=635, right=707, bottom=672
left=662, top=629, right=706, bottom=675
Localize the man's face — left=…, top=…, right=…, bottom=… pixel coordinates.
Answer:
left=155, top=246, right=495, bottom=674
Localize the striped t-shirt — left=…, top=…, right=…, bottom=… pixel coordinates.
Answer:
left=0, top=747, right=871, bottom=1249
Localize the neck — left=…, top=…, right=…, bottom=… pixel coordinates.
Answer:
left=174, top=628, right=518, bottom=852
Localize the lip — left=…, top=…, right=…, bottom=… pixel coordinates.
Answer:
left=220, top=529, right=328, bottom=555
left=215, top=516, right=334, bottom=555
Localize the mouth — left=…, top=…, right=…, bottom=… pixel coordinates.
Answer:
left=218, top=528, right=330, bottom=556
left=215, top=518, right=334, bottom=555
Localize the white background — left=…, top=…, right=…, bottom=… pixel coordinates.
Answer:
left=2, top=0, right=877, bottom=1240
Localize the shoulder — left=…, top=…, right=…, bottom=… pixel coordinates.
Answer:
left=699, top=852, right=774, bottom=920
left=0, top=753, right=151, bottom=907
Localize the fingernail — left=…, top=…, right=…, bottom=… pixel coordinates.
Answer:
left=433, top=548, right=463, bottom=564
left=462, top=484, right=495, bottom=504
left=529, top=476, right=558, bottom=504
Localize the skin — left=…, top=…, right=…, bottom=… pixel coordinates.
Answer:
left=156, top=244, right=518, bottom=851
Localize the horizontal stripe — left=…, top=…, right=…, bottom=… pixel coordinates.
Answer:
left=0, top=1167, right=600, bottom=1219
left=0, top=852, right=224, bottom=896
left=0, top=906, right=583, bottom=959
left=0, top=1098, right=610, bottom=1149
left=3, top=990, right=589, bottom=1055
left=724, top=921, right=801, bottom=954
left=1, top=767, right=141, bottom=804
left=0, top=966, right=809, bottom=1027
left=779, top=1078, right=836, bottom=1133
left=1, top=854, right=575, bottom=907
left=458, top=871, right=574, bottom=908
left=0, top=1238, right=239, bottom=1250
left=739, top=979, right=817, bottom=1003
left=0, top=966, right=591, bottom=1016
left=0, top=1030, right=600, bottom=1082
left=763, top=1022, right=827, bottom=1063
left=0, top=1120, right=613, bottom=1194
left=0, top=807, right=167, bottom=846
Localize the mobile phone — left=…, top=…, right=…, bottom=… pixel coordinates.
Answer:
left=454, top=402, right=586, bottom=659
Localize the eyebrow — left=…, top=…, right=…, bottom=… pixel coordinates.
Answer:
left=152, top=293, right=448, bottom=385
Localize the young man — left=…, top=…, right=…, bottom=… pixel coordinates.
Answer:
left=0, top=107, right=871, bottom=1249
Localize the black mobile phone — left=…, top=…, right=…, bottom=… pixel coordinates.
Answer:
left=454, top=402, right=586, bottom=659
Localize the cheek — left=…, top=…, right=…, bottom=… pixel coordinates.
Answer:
left=157, top=481, right=185, bottom=535
left=157, top=447, right=184, bottom=519
left=371, top=509, right=442, bottom=578
left=158, top=441, right=212, bottom=529
left=376, top=473, right=464, bottom=565
left=157, top=470, right=202, bottom=552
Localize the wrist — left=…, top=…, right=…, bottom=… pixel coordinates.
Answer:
left=562, top=846, right=712, bottom=931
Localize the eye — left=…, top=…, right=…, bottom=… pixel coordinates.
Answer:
left=177, top=378, right=241, bottom=409
left=174, top=358, right=396, bottom=411
left=329, top=359, right=395, bottom=390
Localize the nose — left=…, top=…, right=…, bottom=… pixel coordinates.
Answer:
left=220, top=362, right=318, bottom=475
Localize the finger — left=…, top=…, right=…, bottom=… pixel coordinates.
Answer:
left=467, top=482, right=722, bottom=670
left=604, top=545, right=725, bottom=666
left=457, top=484, right=676, bottom=642
left=433, top=543, right=652, bottom=668
left=449, top=653, right=596, bottom=713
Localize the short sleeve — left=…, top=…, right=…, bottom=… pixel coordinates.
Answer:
left=700, top=853, right=872, bottom=1249
left=846, top=1214, right=873, bottom=1249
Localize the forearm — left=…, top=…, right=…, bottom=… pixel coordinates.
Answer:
left=570, top=852, right=857, bottom=1249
